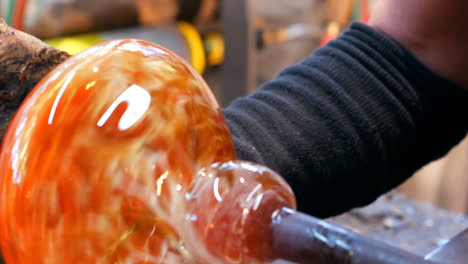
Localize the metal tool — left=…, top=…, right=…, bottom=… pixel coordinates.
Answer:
left=425, top=228, right=468, bottom=263
left=271, top=208, right=434, bottom=264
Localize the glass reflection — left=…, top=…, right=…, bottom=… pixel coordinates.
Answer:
left=97, top=84, right=151, bottom=130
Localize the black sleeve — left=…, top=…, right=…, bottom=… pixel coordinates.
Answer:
left=222, top=23, right=468, bottom=218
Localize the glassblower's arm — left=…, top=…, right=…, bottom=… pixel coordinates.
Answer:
left=224, top=23, right=468, bottom=217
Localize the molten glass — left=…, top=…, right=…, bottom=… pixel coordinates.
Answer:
left=0, top=40, right=296, bottom=263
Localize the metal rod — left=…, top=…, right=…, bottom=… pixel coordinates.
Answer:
left=221, top=0, right=255, bottom=106
left=271, top=208, right=435, bottom=264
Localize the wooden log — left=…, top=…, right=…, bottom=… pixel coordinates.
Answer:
left=0, top=18, right=70, bottom=140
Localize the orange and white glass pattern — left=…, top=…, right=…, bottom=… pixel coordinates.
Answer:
left=0, top=39, right=296, bottom=263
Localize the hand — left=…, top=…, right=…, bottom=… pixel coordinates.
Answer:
left=370, top=0, right=468, bottom=89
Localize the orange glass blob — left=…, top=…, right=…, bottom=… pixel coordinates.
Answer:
left=185, top=161, right=296, bottom=263
left=0, top=39, right=296, bottom=263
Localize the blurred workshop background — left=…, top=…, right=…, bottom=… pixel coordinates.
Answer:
left=0, top=0, right=466, bottom=213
